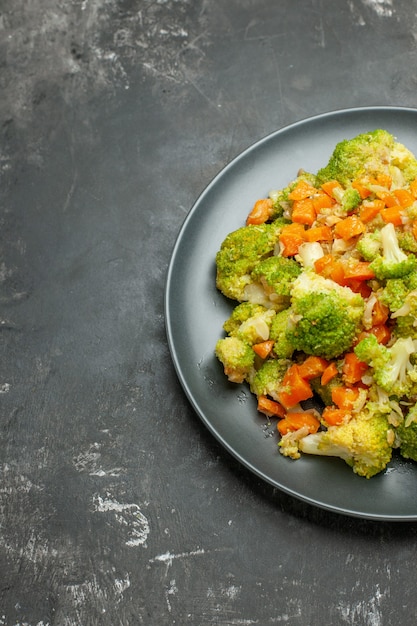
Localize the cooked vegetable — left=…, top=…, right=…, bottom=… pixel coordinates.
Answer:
left=285, top=272, right=364, bottom=359
left=298, top=407, right=393, bottom=479
left=214, top=129, right=417, bottom=477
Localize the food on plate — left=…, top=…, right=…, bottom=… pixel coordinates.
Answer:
left=215, top=129, right=417, bottom=478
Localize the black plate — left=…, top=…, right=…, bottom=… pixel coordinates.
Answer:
left=165, top=106, right=417, bottom=521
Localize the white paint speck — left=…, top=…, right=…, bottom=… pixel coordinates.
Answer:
left=93, top=493, right=150, bottom=547
left=361, top=0, right=393, bottom=17
left=150, top=548, right=205, bottom=567
left=165, top=579, right=178, bottom=612
left=0, top=383, right=10, bottom=393
left=73, top=442, right=123, bottom=477
left=114, top=574, right=131, bottom=598
left=223, top=585, right=241, bottom=600
left=336, top=584, right=386, bottom=625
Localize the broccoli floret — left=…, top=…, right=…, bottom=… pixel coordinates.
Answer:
left=269, top=308, right=294, bottom=358
left=215, top=222, right=282, bottom=301
left=235, top=309, right=276, bottom=345
left=394, top=315, right=417, bottom=340
left=298, top=408, right=393, bottom=478
left=316, top=129, right=417, bottom=189
left=390, top=288, right=417, bottom=320
left=370, top=223, right=417, bottom=280
left=332, top=186, right=361, bottom=213
left=354, top=334, right=417, bottom=397
left=390, top=142, right=417, bottom=183
left=356, top=231, right=382, bottom=261
left=398, top=230, right=417, bottom=254
left=390, top=289, right=417, bottom=339
left=215, top=336, right=255, bottom=384
left=396, top=419, right=417, bottom=463
left=250, top=255, right=302, bottom=308
left=223, top=302, right=268, bottom=335
left=250, top=358, right=289, bottom=400
left=380, top=278, right=410, bottom=312
left=316, top=129, right=395, bottom=187
left=286, top=272, right=364, bottom=359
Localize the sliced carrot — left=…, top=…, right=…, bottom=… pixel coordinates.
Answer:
left=347, top=279, right=372, bottom=298
left=298, top=356, right=329, bottom=380
left=314, top=254, right=346, bottom=285
left=257, top=395, right=286, bottom=418
left=376, top=190, right=400, bottom=208
left=342, top=260, right=375, bottom=281
left=321, top=361, right=339, bottom=386
left=278, top=364, right=314, bottom=409
left=412, top=220, right=417, bottom=241
left=331, top=385, right=360, bottom=411
left=277, top=411, right=320, bottom=435
left=314, top=253, right=335, bottom=276
left=321, top=180, right=343, bottom=198
left=279, top=223, right=306, bottom=257
left=342, top=352, right=368, bottom=385
left=291, top=198, right=316, bottom=226
left=371, top=299, right=389, bottom=326
left=376, top=173, right=392, bottom=189
left=409, top=178, right=417, bottom=199
left=312, top=193, right=335, bottom=211
left=368, top=324, right=392, bottom=345
left=304, top=225, right=333, bottom=242
left=359, top=199, right=385, bottom=223
left=321, top=406, right=351, bottom=426
left=352, top=179, right=372, bottom=199
left=288, top=179, right=317, bottom=201
left=334, top=215, right=366, bottom=240
left=246, top=198, right=273, bottom=225
left=380, top=206, right=404, bottom=226
left=252, top=340, right=275, bottom=359
left=393, top=188, right=415, bottom=208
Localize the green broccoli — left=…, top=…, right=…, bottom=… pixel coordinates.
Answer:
left=394, top=315, right=417, bottom=340
left=298, top=407, right=393, bottom=478
left=354, top=334, right=417, bottom=398
left=332, top=186, right=361, bottom=213
left=269, top=308, right=294, bottom=359
left=356, top=230, right=382, bottom=261
left=394, top=400, right=417, bottom=463
left=215, top=336, right=255, bottom=384
left=215, top=221, right=282, bottom=301
left=223, top=302, right=269, bottom=335
left=316, top=129, right=417, bottom=188
left=396, top=419, right=417, bottom=463
left=390, top=141, right=417, bottom=183
left=390, top=288, right=417, bottom=320
left=235, top=309, right=276, bottom=345
left=285, top=272, right=364, bottom=359
left=380, top=278, right=411, bottom=312
left=390, top=289, right=417, bottom=339
left=250, top=255, right=302, bottom=309
left=250, top=358, right=289, bottom=401
left=370, top=223, right=417, bottom=280
left=398, top=230, right=417, bottom=254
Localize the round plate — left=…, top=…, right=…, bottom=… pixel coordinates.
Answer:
left=165, top=106, right=417, bottom=521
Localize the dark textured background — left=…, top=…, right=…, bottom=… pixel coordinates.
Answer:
left=2, top=0, right=417, bottom=624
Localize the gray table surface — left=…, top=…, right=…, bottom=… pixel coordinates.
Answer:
left=2, top=0, right=417, bottom=624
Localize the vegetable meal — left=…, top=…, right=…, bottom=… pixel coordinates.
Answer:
left=215, top=129, right=417, bottom=478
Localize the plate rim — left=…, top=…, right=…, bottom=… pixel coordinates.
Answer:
left=165, top=105, right=417, bottom=521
